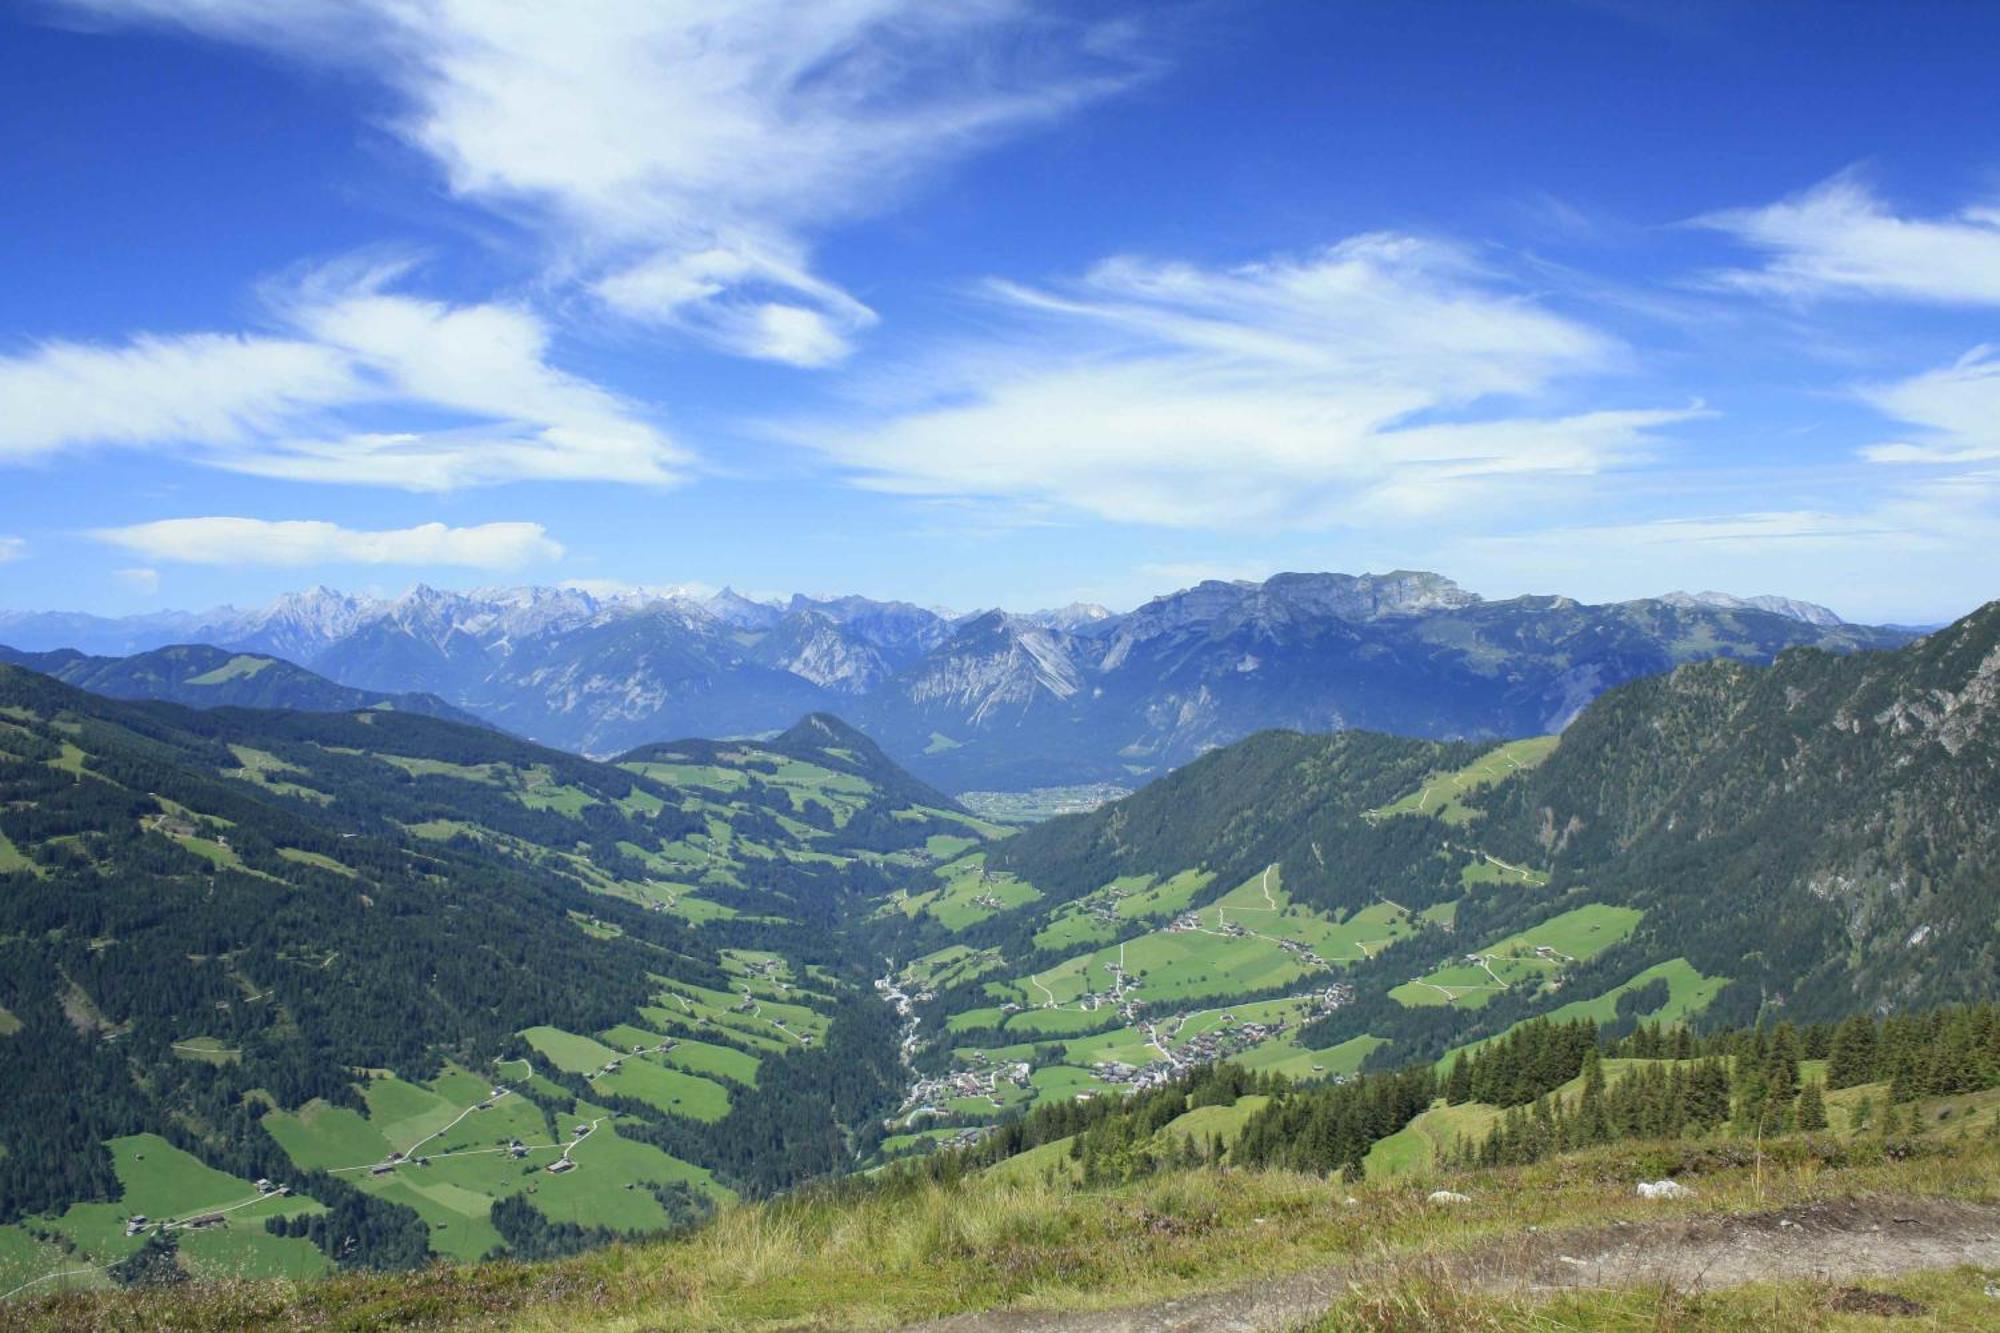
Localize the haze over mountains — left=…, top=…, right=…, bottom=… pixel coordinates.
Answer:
left=0, top=572, right=1913, bottom=791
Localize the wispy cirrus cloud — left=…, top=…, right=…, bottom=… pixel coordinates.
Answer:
left=1697, top=172, right=2000, bottom=304
left=58, top=0, right=1149, bottom=366
left=1860, top=345, right=2000, bottom=466
left=91, top=517, right=563, bottom=569
left=797, top=235, right=1697, bottom=528
left=0, top=258, right=687, bottom=489
left=0, top=333, right=355, bottom=462
left=0, top=537, right=25, bottom=563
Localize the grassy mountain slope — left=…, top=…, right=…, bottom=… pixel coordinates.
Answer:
left=16, top=1043, right=2000, bottom=1326
left=0, top=666, right=995, bottom=1283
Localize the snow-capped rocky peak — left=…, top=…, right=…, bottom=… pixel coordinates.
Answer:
left=1661, top=590, right=1845, bottom=627
left=1026, top=602, right=1118, bottom=632
left=755, top=610, right=893, bottom=694
left=228, top=586, right=384, bottom=660
left=702, top=587, right=786, bottom=631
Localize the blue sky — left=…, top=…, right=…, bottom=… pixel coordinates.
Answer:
left=2, top=1, right=1997, bottom=624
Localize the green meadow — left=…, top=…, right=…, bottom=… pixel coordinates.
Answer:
left=1392, top=903, right=1643, bottom=1008
left=1366, top=735, right=1559, bottom=825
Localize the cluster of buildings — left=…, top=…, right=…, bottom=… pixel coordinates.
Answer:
left=124, top=1179, right=291, bottom=1237
left=741, top=956, right=793, bottom=992
left=1090, top=984, right=1358, bottom=1095
left=891, top=1058, right=1032, bottom=1126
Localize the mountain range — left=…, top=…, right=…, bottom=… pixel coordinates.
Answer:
left=0, top=572, right=1915, bottom=791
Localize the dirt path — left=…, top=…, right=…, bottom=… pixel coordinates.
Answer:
left=907, top=1197, right=2000, bottom=1333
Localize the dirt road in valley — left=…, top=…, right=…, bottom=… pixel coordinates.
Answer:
left=907, top=1197, right=2000, bottom=1332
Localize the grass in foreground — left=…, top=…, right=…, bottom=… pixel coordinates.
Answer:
left=7, top=1136, right=1998, bottom=1331
left=1310, top=1267, right=2000, bottom=1331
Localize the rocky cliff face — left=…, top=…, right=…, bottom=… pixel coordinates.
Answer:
left=1476, top=602, right=2000, bottom=1017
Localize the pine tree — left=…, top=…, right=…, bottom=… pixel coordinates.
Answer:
left=1576, top=1049, right=1611, bottom=1144
left=1765, top=1022, right=1802, bottom=1101
left=1795, top=1080, right=1828, bottom=1132
left=1826, top=1015, right=1878, bottom=1088
left=1444, top=1053, right=1471, bottom=1105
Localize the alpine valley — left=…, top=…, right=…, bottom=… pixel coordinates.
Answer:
left=0, top=586, right=1992, bottom=1296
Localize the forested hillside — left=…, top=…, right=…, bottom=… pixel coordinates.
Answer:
left=0, top=643, right=479, bottom=725
left=862, top=603, right=1997, bottom=1171
left=0, top=667, right=998, bottom=1287
left=908, top=1002, right=2000, bottom=1189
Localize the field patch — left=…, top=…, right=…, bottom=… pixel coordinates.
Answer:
left=1540, top=957, right=1728, bottom=1027
left=378, top=755, right=505, bottom=785
left=521, top=1026, right=624, bottom=1076
left=1367, top=735, right=1558, bottom=825
left=592, top=1059, right=731, bottom=1122
left=184, top=655, right=276, bottom=686
left=1393, top=903, right=1644, bottom=1009
left=1014, top=872, right=1418, bottom=1024
left=276, top=847, right=354, bottom=877
left=1363, top=1099, right=1503, bottom=1178
left=10, top=1135, right=329, bottom=1289
left=920, top=859, right=1044, bottom=932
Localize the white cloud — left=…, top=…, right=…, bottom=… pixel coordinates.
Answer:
left=590, top=239, right=879, bottom=366
left=1860, top=346, right=2000, bottom=465
left=0, top=333, right=354, bottom=462
left=114, top=567, right=160, bottom=595
left=798, top=237, right=1695, bottom=527
left=91, top=518, right=563, bottom=569
left=0, top=537, right=24, bottom=563
left=60, top=1, right=1143, bottom=365
left=0, top=260, right=687, bottom=489
left=1698, top=173, right=2000, bottom=304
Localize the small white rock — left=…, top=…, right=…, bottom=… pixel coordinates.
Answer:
left=1636, top=1179, right=1694, bottom=1200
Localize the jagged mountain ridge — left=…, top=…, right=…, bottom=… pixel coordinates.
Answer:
left=0, top=572, right=1913, bottom=788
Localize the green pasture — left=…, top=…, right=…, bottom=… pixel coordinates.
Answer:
left=1366, top=735, right=1558, bottom=825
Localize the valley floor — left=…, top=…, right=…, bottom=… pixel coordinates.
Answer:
left=7, top=1134, right=1998, bottom=1331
